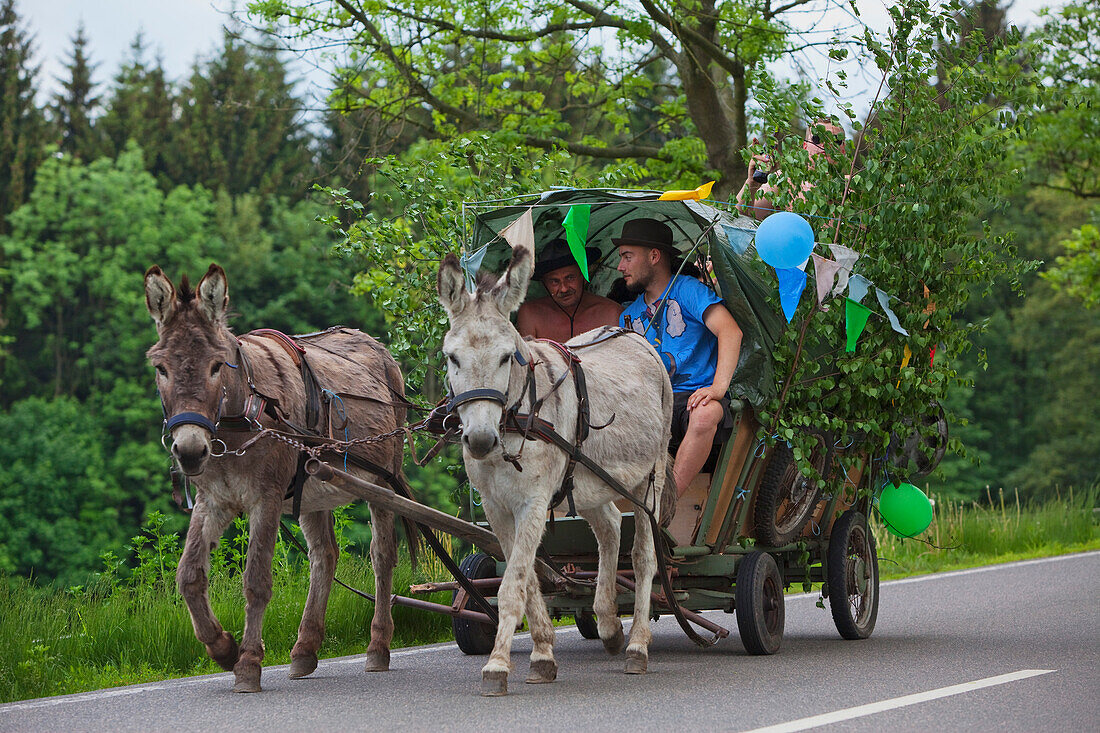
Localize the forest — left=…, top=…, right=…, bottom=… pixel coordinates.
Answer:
left=0, top=0, right=1096, bottom=588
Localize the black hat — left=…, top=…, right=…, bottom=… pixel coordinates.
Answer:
left=611, top=218, right=680, bottom=257
left=533, top=238, right=600, bottom=280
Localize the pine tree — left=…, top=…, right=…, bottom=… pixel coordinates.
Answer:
left=0, top=0, right=47, bottom=229
left=169, top=29, right=312, bottom=202
left=51, top=22, right=101, bottom=160
left=99, top=32, right=174, bottom=182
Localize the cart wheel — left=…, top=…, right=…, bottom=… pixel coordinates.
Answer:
left=754, top=440, right=825, bottom=546
left=574, top=609, right=600, bottom=640
left=827, top=509, right=879, bottom=640
left=452, top=552, right=498, bottom=655
left=735, top=551, right=785, bottom=655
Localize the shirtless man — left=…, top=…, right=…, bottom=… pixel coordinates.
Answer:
left=516, top=238, right=623, bottom=343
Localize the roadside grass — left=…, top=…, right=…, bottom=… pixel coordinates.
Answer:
left=1, top=489, right=1097, bottom=704
left=873, top=486, right=1099, bottom=579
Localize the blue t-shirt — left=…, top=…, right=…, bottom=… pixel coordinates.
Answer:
left=620, top=277, right=723, bottom=392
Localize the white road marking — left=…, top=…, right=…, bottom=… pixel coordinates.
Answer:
left=740, top=669, right=1056, bottom=733
left=1, top=551, right=1093, bottom=713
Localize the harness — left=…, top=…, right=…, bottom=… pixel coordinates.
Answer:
left=160, top=328, right=500, bottom=624
left=437, top=327, right=721, bottom=647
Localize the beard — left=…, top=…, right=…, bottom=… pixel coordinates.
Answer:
left=625, top=265, right=653, bottom=295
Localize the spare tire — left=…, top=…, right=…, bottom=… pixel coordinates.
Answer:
left=754, top=439, right=826, bottom=546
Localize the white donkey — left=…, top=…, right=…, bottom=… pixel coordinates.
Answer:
left=437, top=244, right=673, bottom=696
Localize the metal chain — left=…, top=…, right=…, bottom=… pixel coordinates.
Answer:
left=222, top=418, right=433, bottom=459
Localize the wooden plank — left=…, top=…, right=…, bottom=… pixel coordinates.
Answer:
left=304, top=458, right=504, bottom=557
left=704, top=409, right=759, bottom=546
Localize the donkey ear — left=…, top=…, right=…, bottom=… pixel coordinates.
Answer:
left=145, top=265, right=177, bottom=328
left=196, top=263, right=229, bottom=324
left=437, top=254, right=469, bottom=320
left=490, top=245, right=533, bottom=315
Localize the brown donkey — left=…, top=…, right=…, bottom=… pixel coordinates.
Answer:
left=145, top=263, right=407, bottom=692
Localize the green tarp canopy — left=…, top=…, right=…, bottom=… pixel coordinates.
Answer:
left=466, top=188, right=785, bottom=409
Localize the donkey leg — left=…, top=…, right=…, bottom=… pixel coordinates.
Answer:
left=232, top=496, right=281, bottom=693
left=524, top=573, right=557, bottom=684
left=288, top=510, right=337, bottom=679
left=579, top=503, right=625, bottom=656
left=364, top=502, right=397, bottom=672
left=625, top=498, right=657, bottom=675
left=177, top=502, right=239, bottom=673
left=479, top=503, right=542, bottom=696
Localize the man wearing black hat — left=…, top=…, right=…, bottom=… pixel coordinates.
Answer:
left=615, top=218, right=743, bottom=498
left=516, top=238, right=623, bottom=343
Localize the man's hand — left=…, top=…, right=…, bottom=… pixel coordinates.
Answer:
left=687, top=384, right=726, bottom=410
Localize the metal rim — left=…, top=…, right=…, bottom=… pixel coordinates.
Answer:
left=773, top=442, right=826, bottom=534
left=844, top=523, right=876, bottom=628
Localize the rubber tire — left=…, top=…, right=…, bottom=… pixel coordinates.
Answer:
left=754, top=441, right=824, bottom=546
left=452, top=552, right=498, bottom=656
left=735, top=551, right=785, bottom=655
left=574, top=609, right=600, bottom=640
left=827, top=509, right=879, bottom=640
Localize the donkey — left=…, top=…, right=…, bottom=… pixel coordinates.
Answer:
left=436, top=245, right=674, bottom=696
left=145, top=263, right=408, bottom=692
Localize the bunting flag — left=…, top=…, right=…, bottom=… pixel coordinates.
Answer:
left=922, top=282, right=936, bottom=328
left=847, top=273, right=873, bottom=304
left=811, top=253, right=843, bottom=306
left=828, top=243, right=860, bottom=297
left=896, top=344, right=912, bottom=389
left=930, top=344, right=937, bottom=367
left=875, top=287, right=910, bottom=335
left=460, top=244, right=489, bottom=293
left=845, top=298, right=873, bottom=352
left=722, top=224, right=753, bottom=256
left=562, top=204, right=593, bottom=280
left=500, top=207, right=535, bottom=251
left=776, top=267, right=807, bottom=323
left=658, top=180, right=715, bottom=201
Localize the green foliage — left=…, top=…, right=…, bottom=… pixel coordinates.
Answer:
left=0, top=0, right=48, bottom=229
left=249, top=0, right=829, bottom=193
left=167, top=29, right=312, bottom=203
left=753, top=0, right=1038, bottom=498
left=51, top=22, right=103, bottom=161
left=1042, top=221, right=1100, bottom=308
left=0, top=397, right=124, bottom=587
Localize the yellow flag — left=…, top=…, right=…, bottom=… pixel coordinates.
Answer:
left=659, top=181, right=714, bottom=201
left=896, top=344, right=913, bottom=391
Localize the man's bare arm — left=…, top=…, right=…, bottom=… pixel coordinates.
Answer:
left=686, top=304, right=742, bottom=410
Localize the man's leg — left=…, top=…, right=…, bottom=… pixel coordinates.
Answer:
left=673, top=401, right=724, bottom=497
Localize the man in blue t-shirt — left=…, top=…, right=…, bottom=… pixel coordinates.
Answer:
left=616, top=218, right=743, bottom=498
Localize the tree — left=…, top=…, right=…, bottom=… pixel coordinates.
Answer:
left=250, top=0, right=850, bottom=196
left=168, top=29, right=313, bottom=202
left=51, top=22, right=102, bottom=160
left=99, top=33, right=175, bottom=185
left=0, top=0, right=47, bottom=230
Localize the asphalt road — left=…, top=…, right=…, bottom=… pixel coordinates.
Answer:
left=3, top=551, right=1097, bottom=732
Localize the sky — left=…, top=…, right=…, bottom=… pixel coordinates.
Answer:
left=16, top=0, right=1066, bottom=121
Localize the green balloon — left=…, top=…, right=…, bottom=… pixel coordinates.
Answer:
left=878, top=482, right=933, bottom=538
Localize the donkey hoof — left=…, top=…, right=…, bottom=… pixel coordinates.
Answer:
left=624, top=649, right=648, bottom=675
left=232, top=666, right=262, bottom=693
left=481, top=670, right=509, bottom=696
left=525, top=659, right=557, bottom=684
left=207, top=632, right=240, bottom=672
left=288, top=654, right=318, bottom=679
left=364, top=650, right=390, bottom=672
left=602, top=625, right=625, bottom=656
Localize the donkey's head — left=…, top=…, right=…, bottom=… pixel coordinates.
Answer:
left=437, top=245, right=533, bottom=459
left=145, top=263, right=236, bottom=476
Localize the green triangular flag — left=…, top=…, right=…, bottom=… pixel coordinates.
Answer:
left=845, top=298, right=872, bottom=352
left=562, top=204, right=592, bottom=281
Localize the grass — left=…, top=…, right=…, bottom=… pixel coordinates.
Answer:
left=2, top=490, right=1097, bottom=704
left=872, top=485, right=1100, bottom=579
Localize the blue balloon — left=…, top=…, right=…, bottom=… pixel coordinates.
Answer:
left=755, top=212, right=815, bottom=269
